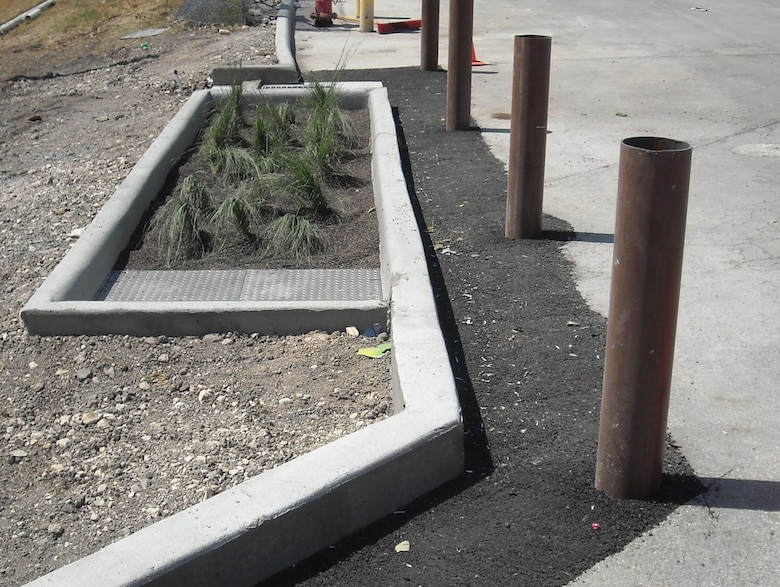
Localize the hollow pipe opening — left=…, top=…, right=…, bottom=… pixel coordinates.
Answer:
left=623, top=136, right=691, bottom=153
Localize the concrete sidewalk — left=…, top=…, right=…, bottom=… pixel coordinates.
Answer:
left=295, top=0, right=780, bottom=584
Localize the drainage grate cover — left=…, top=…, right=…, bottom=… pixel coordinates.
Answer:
left=241, top=269, right=381, bottom=301
left=97, top=269, right=382, bottom=302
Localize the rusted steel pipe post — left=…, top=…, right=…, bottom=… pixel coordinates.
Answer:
left=421, top=0, right=440, bottom=71
left=446, top=0, right=474, bottom=131
left=595, top=137, right=693, bottom=499
left=505, top=35, right=551, bottom=239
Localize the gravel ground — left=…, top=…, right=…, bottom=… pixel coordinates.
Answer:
left=0, top=10, right=390, bottom=587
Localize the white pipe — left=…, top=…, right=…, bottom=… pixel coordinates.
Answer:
left=0, top=0, right=56, bottom=35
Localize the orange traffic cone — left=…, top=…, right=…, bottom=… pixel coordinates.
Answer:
left=472, top=43, right=485, bottom=66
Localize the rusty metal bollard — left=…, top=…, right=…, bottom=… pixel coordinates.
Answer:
left=595, top=136, right=693, bottom=499
left=505, top=35, right=551, bottom=239
left=421, top=0, right=440, bottom=71
left=446, top=0, right=474, bottom=131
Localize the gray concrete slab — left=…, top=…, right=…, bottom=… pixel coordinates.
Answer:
left=296, top=1, right=780, bottom=584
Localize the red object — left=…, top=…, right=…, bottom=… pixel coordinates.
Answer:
left=471, top=43, right=485, bottom=66
left=591, top=523, right=601, bottom=531
left=312, top=0, right=336, bottom=27
left=376, top=19, right=422, bottom=34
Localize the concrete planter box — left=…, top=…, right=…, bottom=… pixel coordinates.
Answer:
left=21, top=83, right=398, bottom=337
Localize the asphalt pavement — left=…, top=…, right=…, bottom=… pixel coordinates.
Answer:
left=295, top=0, right=780, bottom=584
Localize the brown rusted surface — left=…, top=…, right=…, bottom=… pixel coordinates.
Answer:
left=505, top=35, right=551, bottom=238
left=595, top=137, right=692, bottom=499
left=446, top=0, right=473, bottom=131
left=421, top=0, right=440, bottom=71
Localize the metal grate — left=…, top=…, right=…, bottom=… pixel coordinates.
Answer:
left=97, top=269, right=382, bottom=302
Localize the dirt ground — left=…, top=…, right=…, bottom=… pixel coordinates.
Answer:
left=0, top=4, right=391, bottom=586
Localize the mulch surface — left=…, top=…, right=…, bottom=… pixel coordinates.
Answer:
left=256, top=67, right=703, bottom=586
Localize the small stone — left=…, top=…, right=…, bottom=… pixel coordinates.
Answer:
left=48, top=523, right=65, bottom=538
left=197, top=389, right=212, bottom=403
left=81, top=411, right=101, bottom=425
left=345, top=326, right=360, bottom=337
left=203, top=333, right=222, bottom=343
left=75, top=368, right=92, bottom=381
left=10, top=449, right=28, bottom=461
left=157, top=353, right=169, bottom=362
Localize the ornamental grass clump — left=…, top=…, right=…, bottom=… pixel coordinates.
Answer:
left=253, top=101, right=296, bottom=156
left=281, top=152, right=330, bottom=216
left=151, top=175, right=214, bottom=265
left=207, top=84, right=243, bottom=148
left=263, top=213, right=325, bottom=262
left=210, top=191, right=259, bottom=242
left=304, top=81, right=359, bottom=175
left=203, top=144, right=263, bottom=180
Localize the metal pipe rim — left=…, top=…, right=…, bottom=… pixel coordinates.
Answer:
left=623, top=136, right=691, bottom=153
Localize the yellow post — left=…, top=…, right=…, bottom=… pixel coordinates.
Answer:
left=359, top=0, right=374, bottom=32
left=356, top=0, right=360, bottom=19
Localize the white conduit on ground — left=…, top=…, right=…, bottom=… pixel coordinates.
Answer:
left=0, top=0, right=56, bottom=35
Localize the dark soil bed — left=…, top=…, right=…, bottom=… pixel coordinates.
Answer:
left=117, top=107, right=379, bottom=271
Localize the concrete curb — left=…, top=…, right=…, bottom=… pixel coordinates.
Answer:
left=212, top=1, right=302, bottom=85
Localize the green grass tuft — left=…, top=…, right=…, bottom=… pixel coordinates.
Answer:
left=151, top=175, right=214, bottom=266
left=253, top=101, right=296, bottom=156
left=281, top=153, right=329, bottom=215
left=263, top=214, right=325, bottom=263
left=206, top=84, right=244, bottom=149
left=304, top=80, right=359, bottom=160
